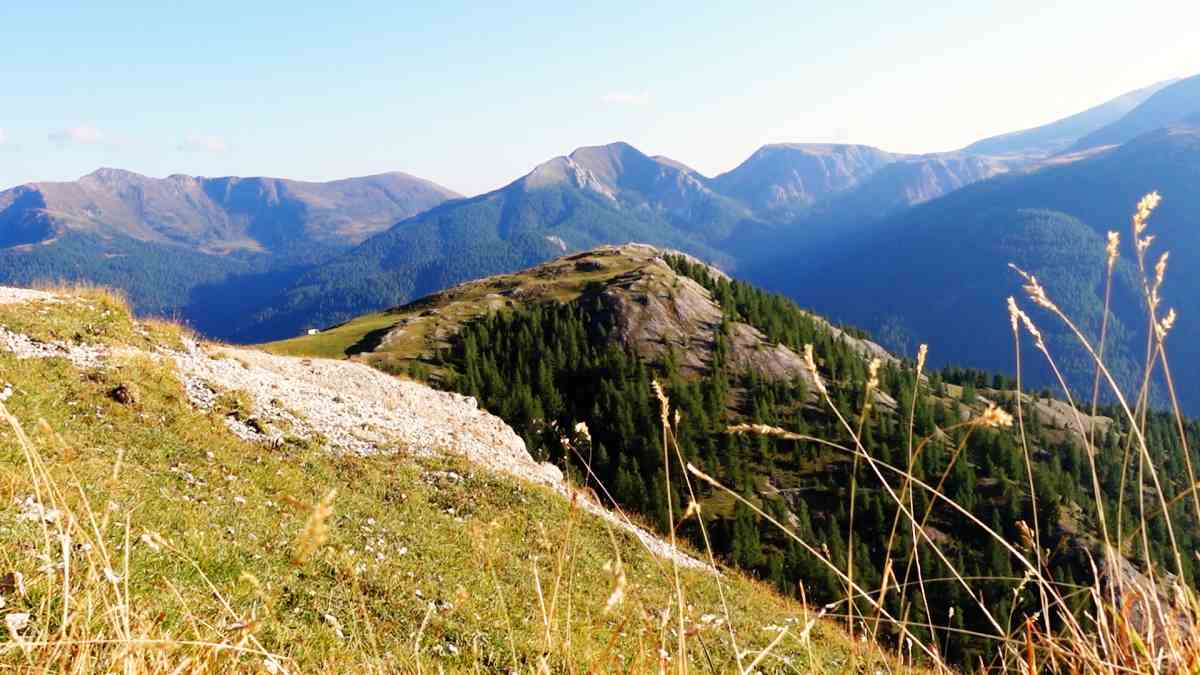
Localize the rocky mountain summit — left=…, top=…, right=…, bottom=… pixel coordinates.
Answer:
left=267, top=243, right=893, bottom=392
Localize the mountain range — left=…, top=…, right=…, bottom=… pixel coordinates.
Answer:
left=756, top=103, right=1200, bottom=409
left=2, top=71, right=1199, bottom=408
left=961, top=78, right=1176, bottom=157
left=231, top=142, right=1021, bottom=341
left=0, top=168, right=459, bottom=251
left=0, top=170, right=460, bottom=333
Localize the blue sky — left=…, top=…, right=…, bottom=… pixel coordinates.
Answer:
left=2, top=1, right=1198, bottom=195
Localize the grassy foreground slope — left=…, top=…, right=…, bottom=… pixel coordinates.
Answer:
left=0, top=288, right=907, bottom=672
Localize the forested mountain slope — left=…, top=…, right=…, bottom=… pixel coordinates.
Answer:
left=241, top=141, right=1012, bottom=342
left=0, top=284, right=897, bottom=672
left=235, top=144, right=757, bottom=341
left=1070, top=73, right=1200, bottom=152
left=269, top=244, right=1200, bottom=668
left=0, top=169, right=461, bottom=336
left=751, top=123, right=1200, bottom=411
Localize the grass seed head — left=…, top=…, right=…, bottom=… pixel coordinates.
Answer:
left=803, top=344, right=827, bottom=395
left=977, top=403, right=1014, bottom=429
left=1133, top=191, right=1161, bottom=236
left=295, top=489, right=337, bottom=564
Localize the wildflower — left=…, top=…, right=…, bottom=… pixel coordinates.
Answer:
left=866, top=358, right=881, bottom=392
left=916, top=344, right=928, bottom=375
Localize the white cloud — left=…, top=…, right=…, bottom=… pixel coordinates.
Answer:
left=0, top=128, right=7, bottom=144
left=601, top=90, right=650, bottom=106
left=181, top=134, right=229, bottom=153
left=50, top=125, right=105, bottom=144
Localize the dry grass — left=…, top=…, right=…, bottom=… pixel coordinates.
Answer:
left=697, top=192, right=1200, bottom=673
left=0, top=288, right=904, bottom=672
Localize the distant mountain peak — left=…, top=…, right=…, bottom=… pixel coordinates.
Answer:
left=568, top=140, right=640, bottom=158
left=712, top=143, right=900, bottom=218
left=520, top=141, right=711, bottom=202
left=80, top=167, right=150, bottom=184
left=963, top=78, right=1179, bottom=157
left=1067, top=74, right=1200, bottom=153
left=2, top=169, right=461, bottom=253
left=752, top=142, right=891, bottom=156
left=566, top=142, right=657, bottom=183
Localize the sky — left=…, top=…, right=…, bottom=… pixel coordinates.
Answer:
left=2, top=1, right=1198, bottom=196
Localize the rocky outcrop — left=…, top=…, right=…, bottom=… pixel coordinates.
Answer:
left=599, top=256, right=814, bottom=388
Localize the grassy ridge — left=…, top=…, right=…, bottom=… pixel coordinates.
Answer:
left=0, top=292, right=906, bottom=672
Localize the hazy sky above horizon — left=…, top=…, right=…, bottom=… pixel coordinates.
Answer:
left=2, top=1, right=1198, bottom=196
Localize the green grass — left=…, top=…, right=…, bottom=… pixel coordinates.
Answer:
left=0, top=294, right=913, bottom=672
left=264, top=310, right=400, bottom=360
left=0, top=286, right=185, bottom=351
left=262, top=250, right=645, bottom=369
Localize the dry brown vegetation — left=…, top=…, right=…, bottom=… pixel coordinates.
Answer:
left=675, top=192, right=1200, bottom=673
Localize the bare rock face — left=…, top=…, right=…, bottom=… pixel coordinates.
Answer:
left=1094, top=548, right=1196, bottom=648
left=584, top=244, right=901, bottom=397
left=597, top=252, right=818, bottom=394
